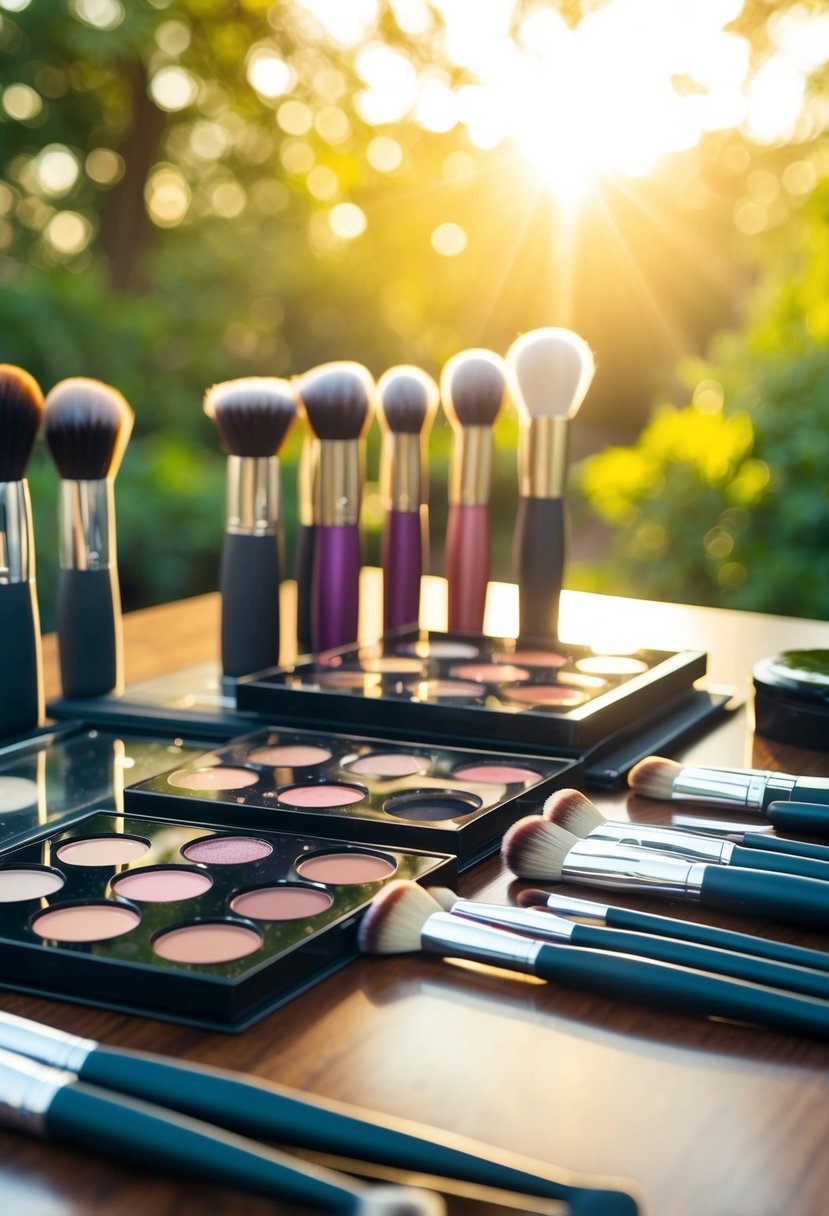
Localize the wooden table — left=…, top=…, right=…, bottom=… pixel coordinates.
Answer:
left=6, top=582, right=829, bottom=1216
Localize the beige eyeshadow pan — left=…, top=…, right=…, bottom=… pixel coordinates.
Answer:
left=56, top=836, right=150, bottom=867
left=167, top=767, right=259, bottom=791
left=296, top=852, right=397, bottom=884
left=153, top=921, right=263, bottom=964
left=32, top=902, right=140, bottom=943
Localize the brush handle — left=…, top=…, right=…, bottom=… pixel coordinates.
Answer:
left=728, top=843, right=829, bottom=882
left=446, top=504, right=489, bottom=633
left=700, top=865, right=829, bottom=928
left=768, top=780, right=829, bottom=809
left=383, top=509, right=422, bottom=633
left=534, top=942, right=829, bottom=1038
left=767, top=801, right=829, bottom=837
left=513, top=496, right=564, bottom=639
left=295, top=521, right=315, bottom=654
left=313, top=523, right=360, bottom=652
left=0, top=582, right=42, bottom=736
left=56, top=568, right=121, bottom=698
left=219, top=532, right=280, bottom=678
left=743, top=832, right=829, bottom=863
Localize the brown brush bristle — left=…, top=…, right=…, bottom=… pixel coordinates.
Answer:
left=296, top=361, right=374, bottom=441
left=377, top=366, right=438, bottom=435
left=440, top=350, right=505, bottom=429
left=543, top=789, right=605, bottom=838
left=506, top=327, right=595, bottom=421
left=0, top=365, right=44, bottom=481
left=515, top=888, right=553, bottom=909
left=627, top=756, right=681, bottom=800
left=43, top=377, right=134, bottom=480
left=358, top=880, right=441, bottom=955
left=203, top=377, right=297, bottom=457
left=501, top=817, right=578, bottom=880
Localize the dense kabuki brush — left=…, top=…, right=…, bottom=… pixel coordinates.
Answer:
left=297, top=362, right=374, bottom=652
left=0, top=366, right=44, bottom=736
left=203, top=377, right=297, bottom=678
left=440, top=350, right=506, bottom=633
left=294, top=404, right=318, bottom=654
left=43, top=377, right=133, bottom=698
left=506, top=328, right=595, bottom=639
left=377, top=366, right=439, bottom=633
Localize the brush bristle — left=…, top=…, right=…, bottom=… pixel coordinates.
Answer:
left=203, top=377, right=297, bottom=457
left=426, top=886, right=458, bottom=912
left=358, top=881, right=442, bottom=955
left=0, top=365, right=44, bottom=481
left=43, top=377, right=134, bottom=480
left=506, top=327, right=595, bottom=421
left=440, top=349, right=506, bottom=429
left=543, top=789, right=605, bottom=838
left=515, top=888, right=553, bottom=909
left=296, top=362, right=374, bottom=441
left=377, top=366, right=438, bottom=435
left=628, top=756, right=681, bottom=800
left=501, top=816, right=578, bottom=880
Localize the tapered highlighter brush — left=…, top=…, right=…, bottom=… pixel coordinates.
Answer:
left=203, top=377, right=297, bottom=679
left=377, top=366, right=439, bottom=633
left=502, top=815, right=829, bottom=931
left=544, top=788, right=829, bottom=882
left=294, top=408, right=318, bottom=654
left=43, top=377, right=134, bottom=698
left=0, top=365, right=44, bottom=736
left=505, top=328, right=595, bottom=639
left=671, top=811, right=829, bottom=865
left=297, top=362, right=374, bottom=652
left=440, top=350, right=506, bottom=633
left=0, top=1011, right=637, bottom=1216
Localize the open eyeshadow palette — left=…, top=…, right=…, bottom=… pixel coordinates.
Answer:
left=236, top=629, right=708, bottom=753
left=124, top=724, right=579, bottom=869
left=0, top=810, right=455, bottom=1031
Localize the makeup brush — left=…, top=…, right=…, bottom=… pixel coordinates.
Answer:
left=43, top=377, right=134, bottom=698
left=543, top=788, right=829, bottom=882
left=502, top=816, right=829, bottom=931
left=360, top=881, right=829, bottom=1041
left=440, top=350, right=506, bottom=633
left=0, top=1011, right=638, bottom=1216
left=0, top=1047, right=440, bottom=1215
left=296, top=362, right=374, bottom=652
left=203, top=377, right=297, bottom=679
left=377, top=366, right=439, bottom=633
left=671, top=812, right=829, bottom=864
left=0, top=365, right=44, bottom=737
left=294, top=408, right=318, bottom=654
left=505, top=328, right=595, bottom=639
left=431, top=888, right=829, bottom=1003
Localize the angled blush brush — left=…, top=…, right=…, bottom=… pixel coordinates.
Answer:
left=297, top=362, right=374, bottom=652
left=440, top=350, right=506, bottom=633
left=377, top=366, right=439, bottom=633
left=0, top=365, right=44, bottom=736
left=204, top=377, right=297, bottom=678
left=43, top=377, right=134, bottom=698
left=506, top=328, right=594, bottom=639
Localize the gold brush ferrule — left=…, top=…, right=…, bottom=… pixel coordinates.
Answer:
left=0, top=481, right=34, bottom=585
left=59, top=480, right=114, bottom=572
left=449, top=426, right=492, bottom=507
left=518, top=416, right=570, bottom=499
left=383, top=433, right=422, bottom=513
left=315, top=439, right=361, bottom=527
left=298, top=434, right=318, bottom=528
left=225, top=455, right=279, bottom=536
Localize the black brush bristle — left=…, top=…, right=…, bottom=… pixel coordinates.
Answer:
left=377, top=367, right=438, bottom=435
left=441, top=351, right=506, bottom=428
left=296, top=362, right=374, bottom=441
left=0, top=365, right=44, bottom=481
left=44, top=378, right=134, bottom=480
left=204, top=377, right=298, bottom=457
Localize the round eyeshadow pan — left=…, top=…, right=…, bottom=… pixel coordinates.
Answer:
left=452, top=763, right=541, bottom=785
left=399, top=640, right=480, bottom=659
left=383, top=790, right=482, bottom=822
left=346, top=753, right=427, bottom=778
left=451, top=663, right=530, bottom=683
left=111, top=868, right=213, bottom=903
left=0, top=867, right=64, bottom=903
left=230, top=885, right=334, bottom=921
left=153, top=922, right=262, bottom=965
left=167, top=767, right=259, bottom=792
left=576, top=655, right=649, bottom=676
left=182, top=836, right=274, bottom=865
left=277, top=784, right=366, bottom=809
left=56, top=836, right=150, bottom=868
left=492, top=649, right=567, bottom=669
left=314, top=671, right=382, bottom=691
left=0, top=776, right=40, bottom=812
left=32, top=902, right=140, bottom=943
left=296, top=852, right=397, bottom=884
left=360, top=656, right=424, bottom=674
left=406, top=678, right=484, bottom=700
left=246, top=745, right=332, bottom=767
left=500, top=684, right=590, bottom=708
left=557, top=670, right=608, bottom=690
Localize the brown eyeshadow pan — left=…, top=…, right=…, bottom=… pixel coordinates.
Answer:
left=295, top=852, right=397, bottom=884
left=230, top=885, right=334, bottom=921
left=153, top=921, right=263, bottom=964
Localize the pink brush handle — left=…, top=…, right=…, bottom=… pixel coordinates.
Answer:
left=446, top=503, right=489, bottom=633
left=383, top=509, right=423, bottom=633
left=312, top=523, right=360, bottom=653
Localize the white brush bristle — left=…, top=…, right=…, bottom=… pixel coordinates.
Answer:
left=628, top=756, right=681, bottom=800
left=358, top=881, right=442, bottom=955
left=543, top=789, right=605, bottom=838
left=501, top=817, right=579, bottom=880
left=426, top=887, right=458, bottom=912
left=506, top=327, right=594, bottom=421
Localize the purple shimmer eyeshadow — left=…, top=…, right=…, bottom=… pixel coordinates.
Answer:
left=182, top=836, right=273, bottom=865
left=296, top=852, right=397, bottom=884
left=277, top=784, right=366, bottom=808
left=111, top=868, right=213, bottom=903
left=230, top=885, right=333, bottom=921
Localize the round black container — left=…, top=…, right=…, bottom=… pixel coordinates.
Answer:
left=753, top=650, right=829, bottom=750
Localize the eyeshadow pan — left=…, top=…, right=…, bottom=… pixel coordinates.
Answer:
left=501, top=684, right=589, bottom=708
left=0, top=867, right=64, bottom=903
left=246, top=745, right=332, bottom=767
left=557, top=670, right=607, bottom=689
left=182, top=835, right=273, bottom=865
left=230, top=885, right=333, bottom=921
left=153, top=921, right=263, bottom=964
left=451, top=663, right=530, bottom=683
left=406, top=678, right=484, bottom=700
left=576, top=656, right=649, bottom=676
left=492, top=649, right=567, bottom=668
left=167, top=767, right=259, bottom=791
left=277, top=784, right=366, bottom=809
left=383, top=791, right=482, bottom=822
left=399, top=640, right=479, bottom=659
left=346, top=752, right=427, bottom=778
left=56, top=836, right=150, bottom=867
left=360, top=656, right=423, bottom=674
left=296, top=852, right=397, bottom=884
left=313, top=671, right=382, bottom=691
left=111, top=868, right=213, bottom=903
left=452, top=763, right=540, bottom=784
left=32, top=902, right=140, bottom=943
left=0, top=776, right=40, bottom=813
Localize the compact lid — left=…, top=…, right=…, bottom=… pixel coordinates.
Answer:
left=754, top=650, right=829, bottom=699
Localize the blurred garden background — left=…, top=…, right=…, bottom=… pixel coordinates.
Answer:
left=0, top=0, right=827, bottom=627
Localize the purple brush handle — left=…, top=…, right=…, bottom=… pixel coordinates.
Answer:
left=383, top=509, right=423, bottom=632
left=446, top=503, right=489, bottom=633
left=312, top=523, right=360, bottom=652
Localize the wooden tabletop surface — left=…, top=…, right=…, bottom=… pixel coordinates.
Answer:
left=7, top=577, right=829, bottom=1216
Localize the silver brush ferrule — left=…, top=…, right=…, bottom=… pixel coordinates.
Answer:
left=420, top=911, right=543, bottom=972
left=671, top=813, right=774, bottom=836
left=589, top=822, right=731, bottom=863
left=226, top=455, right=279, bottom=536
left=0, top=481, right=34, bottom=585
left=668, top=766, right=777, bottom=808
left=0, top=1014, right=95, bottom=1074
left=59, top=479, right=114, bottom=571
left=0, top=1048, right=75, bottom=1137
left=450, top=899, right=577, bottom=941
left=563, top=839, right=708, bottom=899
left=541, top=893, right=612, bottom=923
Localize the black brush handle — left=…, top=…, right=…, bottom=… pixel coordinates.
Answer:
left=513, top=496, right=564, bottom=639
left=743, top=832, right=829, bottom=863
left=767, top=801, right=829, bottom=837
left=56, top=568, right=120, bottom=698
left=700, top=864, right=829, bottom=928
left=295, top=521, right=315, bottom=654
left=0, top=582, right=42, bottom=736
left=220, top=532, right=280, bottom=678
left=728, top=843, right=829, bottom=882
left=534, top=942, right=829, bottom=1038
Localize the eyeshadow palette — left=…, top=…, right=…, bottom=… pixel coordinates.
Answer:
left=0, top=810, right=454, bottom=1030
left=124, top=725, right=579, bottom=869
left=236, top=629, right=708, bottom=753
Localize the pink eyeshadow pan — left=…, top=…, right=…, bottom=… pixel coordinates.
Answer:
left=346, top=753, right=426, bottom=778
left=360, top=656, right=423, bottom=674
left=56, top=836, right=150, bottom=868
left=492, top=649, right=567, bottom=668
left=277, top=784, right=366, bottom=808
left=32, top=903, right=140, bottom=943
left=451, top=663, right=530, bottom=683
left=182, top=836, right=273, bottom=865
left=296, top=852, right=396, bottom=884
left=406, top=679, right=483, bottom=700
left=246, top=745, right=331, bottom=767
left=501, top=684, right=589, bottom=707
left=167, top=767, right=259, bottom=791
left=153, top=922, right=262, bottom=964
left=453, top=763, right=541, bottom=784
left=230, top=886, right=333, bottom=921
left=111, top=868, right=213, bottom=903
left=0, top=868, right=64, bottom=902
